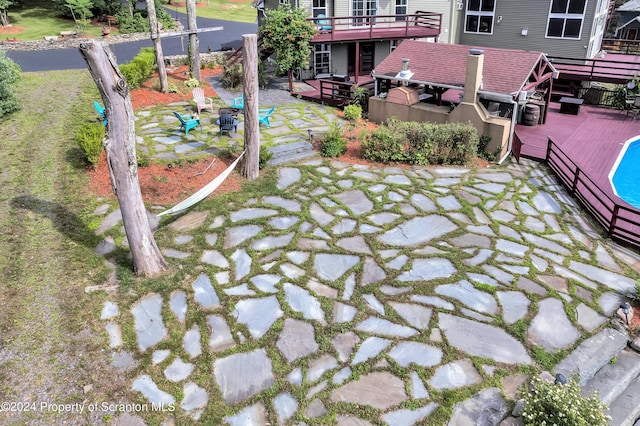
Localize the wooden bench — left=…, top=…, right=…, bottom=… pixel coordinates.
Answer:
left=60, top=30, right=78, bottom=37
left=559, top=97, right=584, bottom=115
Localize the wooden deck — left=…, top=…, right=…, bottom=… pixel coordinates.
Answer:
left=517, top=102, right=639, bottom=192
left=296, top=76, right=375, bottom=105
left=309, top=12, right=441, bottom=44
left=516, top=102, right=640, bottom=249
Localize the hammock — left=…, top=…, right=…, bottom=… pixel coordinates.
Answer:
left=156, top=151, right=245, bottom=217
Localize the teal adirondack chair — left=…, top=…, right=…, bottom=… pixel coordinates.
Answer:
left=173, top=112, right=202, bottom=135
left=258, top=106, right=276, bottom=128
left=233, top=95, right=244, bottom=109
left=94, top=101, right=107, bottom=126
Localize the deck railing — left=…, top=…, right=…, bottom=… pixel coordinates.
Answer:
left=308, top=12, right=441, bottom=42
left=602, top=38, right=640, bottom=55
left=548, top=55, right=640, bottom=84
left=545, top=137, right=640, bottom=251
left=318, top=79, right=355, bottom=107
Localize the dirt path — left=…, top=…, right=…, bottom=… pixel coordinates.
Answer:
left=0, top=70, right=128, bottom=425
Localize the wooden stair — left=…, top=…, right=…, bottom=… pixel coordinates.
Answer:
left=226, top=37, right=273, bottom=66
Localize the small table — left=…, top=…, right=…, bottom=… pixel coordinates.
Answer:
left=559, top=97, right=584, bottom=115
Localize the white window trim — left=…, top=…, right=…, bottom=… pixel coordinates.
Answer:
left=395, top=0, right=408, bottom=17
left=463, top=1, right=496, bottom=35
left=314, top=44, right=331, bottom=75
left=312, top=0, right=326, bottom=18
left=390, top=40, right=400, bottom=53
left=545, top=0, right=587, bottom=40
left=352, top=0, right=378, bottom=20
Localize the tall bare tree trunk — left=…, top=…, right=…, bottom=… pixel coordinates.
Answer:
left=241, top=34, right=259, bottom=180
left=79, top=41, right=169, bottom=277
left=147, top=0, right=168, bottom=93
left=186, top=0, right=201, bottom=82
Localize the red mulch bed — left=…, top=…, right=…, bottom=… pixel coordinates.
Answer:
left=88, top=67, right=490, bottom=206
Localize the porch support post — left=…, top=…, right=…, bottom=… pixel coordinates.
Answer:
left=355, top=41, right=360, bottom=85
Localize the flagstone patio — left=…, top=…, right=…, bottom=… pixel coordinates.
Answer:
left=92, top=146, right=640, bottom=424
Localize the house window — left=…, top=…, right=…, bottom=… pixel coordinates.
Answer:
left=390, top=40, right=400, bottom=53
left=465, top=0, right=495, bottom=34
left=546, top=0, right=587, bottom=39
left=278, top=0, right=289, bottom=4
left=353, top=0, right=377, bottom=25
left=395, top=0, right=407, bottom=21
left=314, top=44, right=331, bottom=75
left=313, top=0, right=326, bottom=17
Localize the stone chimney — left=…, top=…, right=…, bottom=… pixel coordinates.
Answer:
left=462, top=48, right=484, bottom=104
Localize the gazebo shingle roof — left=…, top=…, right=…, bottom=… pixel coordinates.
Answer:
left=373, top=40, right=546, bottom=95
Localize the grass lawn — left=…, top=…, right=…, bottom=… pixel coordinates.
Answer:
left=167, top=0, right=257, bottom=23
left=5, top=0, right=116, bottom=41
left=0, top=68, right=128, bottom=423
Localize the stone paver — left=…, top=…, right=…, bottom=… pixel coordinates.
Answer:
left=94, top=108, right=640, bottom=424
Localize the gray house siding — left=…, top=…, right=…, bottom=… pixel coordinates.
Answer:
left=458, top=0, right=598, bottom=58
left=331, top=44, right=349, bottom=75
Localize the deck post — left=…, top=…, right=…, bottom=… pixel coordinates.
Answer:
left=545, top=137, right=553, bottom=161
left=572, top=168, right=580, bottom=194
left=608, top=206, right=620, bottom=237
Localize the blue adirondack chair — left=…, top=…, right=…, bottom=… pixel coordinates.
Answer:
left=233, top=95, right=244, bottom=109
left=173, top=111, right=202, bottom=135
left=258, top=106, right=276, bottom=128
left=216, top=113, right=239, bottom=137
left=94, top=101, right=107, bottom=126
left=317, top=14, right=332, bottom=33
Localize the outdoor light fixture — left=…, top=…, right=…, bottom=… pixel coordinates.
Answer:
left=307, top=129, right=312, bottom=141
left=521, top=28, right=528, bottom=36
left=621, top=302, right=631, bottom=325
left=554, top=374, right=567, bottom=385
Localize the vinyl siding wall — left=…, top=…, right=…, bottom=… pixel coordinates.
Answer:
left=458, top=0, right=598, bottom=58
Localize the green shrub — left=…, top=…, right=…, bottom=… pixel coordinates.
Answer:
left=352, top=86, right=369, bottom=108
left=320, top=122, right=346, bottom=158
left=343, top=104, right=362, bottom=121
left=478, top=134, right=499, bottom=162
left=361, top=117, right=478, bottom=165
left=630, top=281, right=640, bottom=303
left=115, top=1, right=175, bottom=34
left=220, top=63, right=243, bottom=89
left=522, top=376, right=609, bottom=426
left=76, top=122, right=105, bottom=168
left=119, top=47, right=156, bottom=89
left=184, top=78, right=199, bottom=88
left=0, top=51, right=21, bottom=118
left=259, top=145, right=273, bottom=169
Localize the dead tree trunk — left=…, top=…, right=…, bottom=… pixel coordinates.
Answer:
left=147, top=0, right=168, bottom=93
left=186, top=0, right=201, bottom=82
left=79, top=41, right=169, bottom=277
left=240, top=34, right=259, bottom=180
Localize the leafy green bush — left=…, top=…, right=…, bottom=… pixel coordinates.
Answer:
left=119, top=47, right=156, bottom=89
left=115, top=1, right=175, bottom=34
left=259, top=145, right=273, bottom=169
left=220, top=63, right=243, bottom=89
left=352, top=86, right=369, bottom=108
left=522, top=376, right=609, bottom=426
left=76, top=122, right=105, bottom=168
left=361, top=118, right=478, bottom=165
left=0, top=51, right=21, bottom=117
left=478, top=134, right=500, bottom=162
left=343, top=104, right=362, bottom=121
left=320, top=122, right=346, bottom=158
left=184, top=78, right=199, bottom=88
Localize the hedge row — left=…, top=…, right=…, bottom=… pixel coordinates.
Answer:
left=119, top=47, right=156, bottom=89
left=361, top=117, right=479, bottom=166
